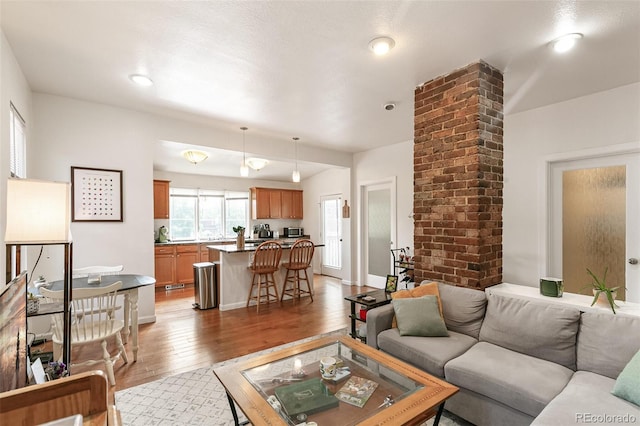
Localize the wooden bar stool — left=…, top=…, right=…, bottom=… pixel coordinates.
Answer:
left=247, top=241, right=282, bottom=312
left=280, top=239, right=314, bottom=302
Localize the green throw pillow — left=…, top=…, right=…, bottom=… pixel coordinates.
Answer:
left=612, top=349, right=640, bottom=407
left=392, top=295, right=449, bottom=337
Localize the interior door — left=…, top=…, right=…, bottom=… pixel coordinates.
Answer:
left=549, top=152, right=639, bottom=302
left=362, top=180, right=396, bottom=288
left=320, top=195, right=342, bottom=278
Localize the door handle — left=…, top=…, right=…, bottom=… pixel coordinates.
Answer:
left=629, top=258, right=639, bottom=265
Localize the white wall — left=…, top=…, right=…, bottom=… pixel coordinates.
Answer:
left=353, top=140, right=414, bottom=286
left=301, top=166, right=352, bottom=280
left=1, top=30, right=33, bottom=291
left=503, top=83, right=640, bottom=287
left=30, top=93, right=157, bottom=323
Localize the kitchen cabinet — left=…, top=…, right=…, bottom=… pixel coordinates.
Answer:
left=153, top=180, right=170, bottom=219
left=176, top=244, right=198, bottom=285
left=154, top=245, right=176, bottom=287
left=269, top=190, right=282, bottom=218
left=282, top=190, right=303, bottom=219
left=251, top=187, right=303, bottom=219
left=199, top=244, right=210, bottom=262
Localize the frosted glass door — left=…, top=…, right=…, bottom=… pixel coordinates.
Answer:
left=550, top=153, right=639, bottom=302
left=363, top=182, right=394, bottom=288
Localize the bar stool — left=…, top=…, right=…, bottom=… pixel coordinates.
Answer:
left=280, top=239, right=314, bottom=302
left=247, top=241, right=282, bottom=312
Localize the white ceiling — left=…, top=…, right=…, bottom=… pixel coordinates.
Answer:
left=2, top=1, right=639, bottom=181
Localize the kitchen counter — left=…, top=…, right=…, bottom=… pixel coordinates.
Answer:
left=207, top=241, right=323, bottom=253
left=155, top=239, right=264, bottom=246
left=209, top=241, right=323, bottom=310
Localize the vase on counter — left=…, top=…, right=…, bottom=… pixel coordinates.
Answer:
left=236, top=233, right=245, bottom=249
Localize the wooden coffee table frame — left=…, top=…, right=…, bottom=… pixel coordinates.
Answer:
left=214, top=335, right=458, bottom=426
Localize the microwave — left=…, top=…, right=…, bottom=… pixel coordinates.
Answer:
left=283, top=227, right=304, bottom=238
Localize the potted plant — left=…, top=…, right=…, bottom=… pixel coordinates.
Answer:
left=586, top=267, right=620, bottom=314
left=233, top=226, right=245, bottom=249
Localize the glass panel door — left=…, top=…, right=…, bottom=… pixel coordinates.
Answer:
left=321, top=195, right=342, bottom=277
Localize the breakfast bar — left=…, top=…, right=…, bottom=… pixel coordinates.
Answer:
left=208, top=242, right=323, bottom=311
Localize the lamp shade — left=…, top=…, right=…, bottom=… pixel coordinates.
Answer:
left=5, top=178, right=72, bottom=244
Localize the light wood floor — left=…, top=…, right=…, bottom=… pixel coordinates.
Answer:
left=61, top=275, right=373, bottom=393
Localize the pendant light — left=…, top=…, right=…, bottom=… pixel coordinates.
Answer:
left=240, top=127, right=249, bottom=177
left=292, top=137, right=300, bottom=183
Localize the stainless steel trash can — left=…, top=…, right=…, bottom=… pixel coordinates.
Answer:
left=193, top=261, right=217, bottom=309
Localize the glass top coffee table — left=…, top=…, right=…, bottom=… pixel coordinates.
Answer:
left=214, top=335, right=458, bottom=426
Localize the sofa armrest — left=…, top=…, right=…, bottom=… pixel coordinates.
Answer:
left=366, top=304, right=395, bottom=349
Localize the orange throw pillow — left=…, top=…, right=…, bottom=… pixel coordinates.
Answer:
left=390, top=282, right=443, bottom=328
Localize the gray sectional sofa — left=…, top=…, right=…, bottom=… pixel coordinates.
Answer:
left=366, top=282, right=640, bottom=426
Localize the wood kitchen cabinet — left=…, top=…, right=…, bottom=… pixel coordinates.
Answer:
left=252, top=187, right=271, bottom=219
left=199, top=244, right=210, bottom=262
left=268, top=190, right=282, bottom=218
left=251, top=187, right=303, bottom=219
left=281, top=190, right=303, bottom=219
left=154, top=245, right=176, bottom=287
left=176, top=244, right=198, bottom=285
left=153, top=180, right=170, bottom=219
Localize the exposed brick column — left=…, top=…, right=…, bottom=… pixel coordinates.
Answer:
left=414, top=61, right=503, bottom=290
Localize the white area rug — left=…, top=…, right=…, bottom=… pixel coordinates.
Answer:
left=115, top=329, right=469, bottom=425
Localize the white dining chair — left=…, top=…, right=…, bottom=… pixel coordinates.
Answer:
left=39, top=281, right=128, bottom=386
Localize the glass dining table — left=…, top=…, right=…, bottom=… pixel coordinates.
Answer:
left=47, top=274, right=155, bottom=362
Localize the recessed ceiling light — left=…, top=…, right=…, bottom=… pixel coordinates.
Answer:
left=383, top=103, right=396, bottom=111
left=368, top=36, right=395, bottom=55
left=550, top=33, right=583, bottom=53
left=129, top=74, right=154, bottom=86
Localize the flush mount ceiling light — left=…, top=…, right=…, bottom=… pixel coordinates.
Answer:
left=368, top=36, right=395, bottom=55
left=129, top=74, right=154, bottom=86
left=240, top=126, right=249, bottom=177
left=550, top=33, right=583, bottom=53
left=246, top=157, right=269, bottom=171
left=292, top=137, right=300, bottom=183
left=182, top=149, right=209, bottom=165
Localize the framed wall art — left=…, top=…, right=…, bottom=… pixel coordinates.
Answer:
left=385, top=275, right=398, bottom=293
left=71, top=166, right=123, bottom=222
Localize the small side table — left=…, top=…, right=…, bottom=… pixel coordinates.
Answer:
left=344, top=290, right=392, bottom=343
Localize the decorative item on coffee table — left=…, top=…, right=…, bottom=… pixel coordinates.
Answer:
left=275, top=378, right=339, bottom=418
left=335, top=376, right=379, bottom=408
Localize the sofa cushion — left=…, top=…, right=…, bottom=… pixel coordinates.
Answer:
left=378, top=328, right=477, bottom=378
left=391, top=282, right=442, bottom=328
left=392, top=296, right=448, bottom=337
left=444, top=342, right=574, bottom=418
left=577, top=311, right=640, bottom=379
left=612, top=348, right=640, bottom=406
left=479, top=293, right=580, bottom=369
left=437, top=282, right=486, bottom=339
left=532, top=371, right=640, bottom=426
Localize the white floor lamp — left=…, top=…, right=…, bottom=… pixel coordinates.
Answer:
left=5, top=178, right=73, bottom=370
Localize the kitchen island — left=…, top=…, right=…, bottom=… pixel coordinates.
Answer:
left=208, top=241, right=323, bottom=311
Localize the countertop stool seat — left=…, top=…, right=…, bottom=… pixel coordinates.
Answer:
left=247, top=241, right=282, bottom=312
left=280, top=239, right=314, bottom=302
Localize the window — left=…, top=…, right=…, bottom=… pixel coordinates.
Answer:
left=9, top=103, right=26, bottom=178
left=169, top=189, right=249, bottom=240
